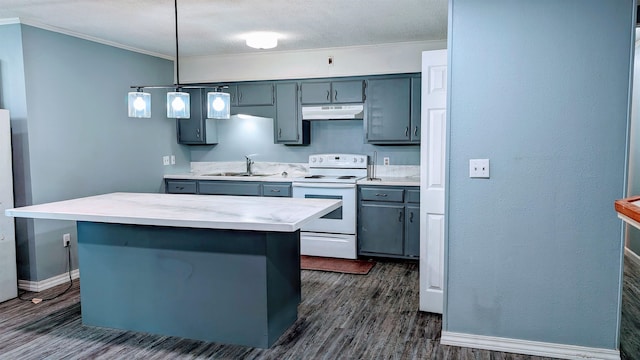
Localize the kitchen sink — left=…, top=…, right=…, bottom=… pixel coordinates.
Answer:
left=202, top=172, right=273, bottom=177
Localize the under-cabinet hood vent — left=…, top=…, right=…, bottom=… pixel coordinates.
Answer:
left=302, top=104, right=364, bottom=120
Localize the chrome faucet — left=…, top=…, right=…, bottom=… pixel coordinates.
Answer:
left=244, top=155, right=254, bottom=175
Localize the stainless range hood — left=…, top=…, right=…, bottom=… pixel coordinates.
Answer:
left=301, top=104, right=364, bottom=120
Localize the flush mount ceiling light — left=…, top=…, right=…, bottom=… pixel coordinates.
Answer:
left=245, top=32, right=279, bottom=49
left=128, top=0, right=230, bottom=120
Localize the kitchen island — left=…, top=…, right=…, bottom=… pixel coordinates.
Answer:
left=5, top=192, right=341, bottom=348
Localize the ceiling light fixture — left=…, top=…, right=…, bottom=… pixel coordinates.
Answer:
left=246, top=32, right=278, bottom=49
left=128, top=0, right=230, bottom=120
left=128, top=88, right=151, bottom=118
left=207, top=89, right=231, bottom=119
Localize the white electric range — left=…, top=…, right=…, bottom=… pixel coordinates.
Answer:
left=292, top=154, right=368, bottom=259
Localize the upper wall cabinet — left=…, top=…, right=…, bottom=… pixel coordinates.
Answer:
left=176, top=88, right=218, bottom=145
left=301, top=80, right=365, bottom=105
left=365, top=75, right=421, bottom=144
left=237, top=83, right=275, bottom=106
left=274, top=82, right=310, bottom=145
left=223, top=83, right=274, bottom=106
left=220, top=82, right=276, bottom=119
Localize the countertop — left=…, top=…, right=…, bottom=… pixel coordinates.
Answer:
left=164, top=173, right=296, bottom=182
left=4, top=192, right=341, bottom=232
left=165, top=173, right=420, bottom=187
left=357, top=177, right=420, bottom=187
left=615, top=195, right=640, bottom=230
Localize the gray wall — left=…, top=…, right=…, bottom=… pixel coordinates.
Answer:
left=445, top=0, right=633, bottom=350
left=191, top=118, right=420, bottom=165
left=3, top=24, right=188, bottom=281
left=627, top=40, right=640, bottom=256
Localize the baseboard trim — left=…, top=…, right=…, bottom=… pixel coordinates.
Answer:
left=625, top=247, right=640, bottom=267
left=441, top=331, right=620, bottom=360
left=18, top=270, right=80, bottom=292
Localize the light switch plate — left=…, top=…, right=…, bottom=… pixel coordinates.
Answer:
left=469, top=159, right=490, bottom=178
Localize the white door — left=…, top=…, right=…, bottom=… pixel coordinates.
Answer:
left=0, top=109, right=17, bottom=302
left=420, top=50, right=447, bottom=314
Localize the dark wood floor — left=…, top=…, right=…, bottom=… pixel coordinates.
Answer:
left=0, top=256, right=638, bottom=359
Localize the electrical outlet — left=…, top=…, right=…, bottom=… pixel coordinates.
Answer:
left=469, top=159, right=490, bottom=178
left=63, top=233, right=70, bottom=247
left=162, top=156, right=170, bottom=166
left=383, top=157, right=390, bottom=166
left=170, top=155, right=176, bottom=165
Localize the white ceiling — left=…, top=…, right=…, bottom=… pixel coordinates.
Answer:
left=0, top=0, right=448, bottom=58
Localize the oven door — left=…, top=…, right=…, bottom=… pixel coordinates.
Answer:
left=292, top=182, right=356, bottom=234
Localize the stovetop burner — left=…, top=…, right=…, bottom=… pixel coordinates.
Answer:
left=293, top=154, right=368, bottom=184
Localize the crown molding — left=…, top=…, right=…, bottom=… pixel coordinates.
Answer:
left=0, top=17, right=173, bottom=61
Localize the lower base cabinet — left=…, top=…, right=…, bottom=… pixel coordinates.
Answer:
left=358, top=186, right=419, bottom=259
left=165, top=179, right=292, bottom=198
left=359, top=203, right=404, bottom=255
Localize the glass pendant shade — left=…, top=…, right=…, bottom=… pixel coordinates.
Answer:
left=127, top=91, right=151, bottom=118
left=207, top=92, right=231, bottom=119
left=167, top=91, right=190, bottom=118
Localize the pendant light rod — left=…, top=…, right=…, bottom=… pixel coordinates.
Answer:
left=174, top=0, right=180, bottom=86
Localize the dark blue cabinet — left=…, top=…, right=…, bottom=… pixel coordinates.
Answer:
left=275, top=82, right=309, bottom=144
left=176, top=88, right=219, bottom=145
left=365, top=75, right=421, bottom=144
left=301, top=80, right=365, bottom=105
left=165, top=179, right=292, bottom=197
left=358, top=186, right=420, bottom=259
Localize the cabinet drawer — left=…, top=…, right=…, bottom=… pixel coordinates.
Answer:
left=198, top=181, right=262, bottom=196
left=406, top=189, right=420, bottom=203
left=263, top=184, right=291, bottom=197
left=166, top=180, right=197, bottom=194
left=360, top=187, right=404, bottom=202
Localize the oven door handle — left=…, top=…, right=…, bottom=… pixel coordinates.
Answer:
left=292, top=183, right=356, bottom=189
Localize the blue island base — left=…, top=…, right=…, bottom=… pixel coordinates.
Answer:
left=77, top=221, right=301, bottom=348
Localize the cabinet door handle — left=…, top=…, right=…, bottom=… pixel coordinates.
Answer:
left=177, top=186, right=184, bottom=190
left=375, top=193, right=388, bottom=197
left=405, top=127, right=409, bottom=137
left=326, top=90, right=330, bottom=102
left=238, top=91, right=243, bottom=102
left=398, top=210, right=403, bottom=222
left=334, top=89, right=338, bottom=101
left=270, top=189, right=281, bottom=193
left=414, top=126, right=419, bottom=136
left=278, top=128, right=282, bottom=138
left=409, top=211, right=414, bottom=223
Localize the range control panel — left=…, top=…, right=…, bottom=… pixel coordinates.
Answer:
left=308, top=154, right=368, bottom=168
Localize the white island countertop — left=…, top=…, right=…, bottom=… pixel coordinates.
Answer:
left=4, top=192, right=342, bottom=233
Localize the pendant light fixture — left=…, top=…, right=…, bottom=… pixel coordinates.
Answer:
left=128, top=88, right=151, bottom=118
left=166, top=0, right=190, bottom=119
left=127, top=0, right=230, bottom=120
left=207, top=89, right=231, bottom=119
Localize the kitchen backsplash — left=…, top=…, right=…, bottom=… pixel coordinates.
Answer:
left=190, top=161, right=419, bottom=179
left=189, top=118, right=420, bottom=165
